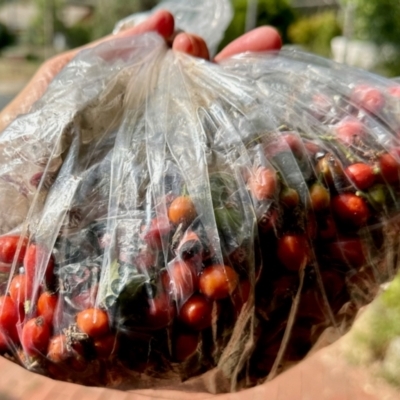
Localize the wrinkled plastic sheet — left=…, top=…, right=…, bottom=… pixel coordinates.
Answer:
left=1, top=31, right=400, bottom=395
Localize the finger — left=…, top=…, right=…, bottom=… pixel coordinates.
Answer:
left=115, top=9, right=175, bottom=40
left=214, top=26, right=282, bottom=63
left=172, top=33, right=210, bottom=60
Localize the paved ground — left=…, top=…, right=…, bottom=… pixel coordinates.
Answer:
left=0, top=94, right=13, bottom=110
left=0, top=58, right=39, bottom=112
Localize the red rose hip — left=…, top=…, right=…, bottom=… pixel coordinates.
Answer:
left=331, top=193, right=370, bottom=228
left=277, top=234, right=309, bottom=271
left=379, top=153, right=400, bottom=184
left=0, top=295, right=18, bottom=333
left=145, top=293, right=175, bottom=330
left=248, top=166, right=277, bottom=201
left=166, top=259, right=199, bottom=303
left=350, top=84, right=385, bottom=114
left=0, top=235, right=28, bottom=264
left=9, top=274, right=33, bottom=306
left=334, top=117, right=365, bottom=145
left=345, top=162, right=376, bottom=190
left=178, top=294, right=213, bottom=331
left=37, top=292, right=58, bottom=324
left=94, top=334, right=118, bottom=358
left=142, top=216, right=171, bottom=249
left=23, top=244, right=55, bottom=285
left=173, top=332, right=199, bottom=361
left=21, top=316, right=51, bottom=356
left=327, top=238, right=366, bottom=269
left=47, top=334, right=69, bottom=363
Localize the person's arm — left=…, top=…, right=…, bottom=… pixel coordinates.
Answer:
left=0, top=10, right=281, bottom=132
left=0, top=10, right=175, bottom=132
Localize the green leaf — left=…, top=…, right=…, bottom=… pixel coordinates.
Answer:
left=210, top=172, right=246, bottom=253
left=115, top=274, right=156, bottom=327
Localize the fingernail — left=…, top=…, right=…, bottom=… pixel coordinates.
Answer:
left=174, top=34, right=199, bottom=56
left=151, top=10, right=175, bottom=38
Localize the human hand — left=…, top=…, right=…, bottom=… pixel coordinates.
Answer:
left=0, top=10, right=281, bottom=132
left=0, top=334, right=392, bottom=399
left=0, top=10, right=393, bottom=400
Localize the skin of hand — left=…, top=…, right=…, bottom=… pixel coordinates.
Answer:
left=0, top=10, right=281, bottom=132
left=0, top=11, right=383, bottom=400
left=0, top=333, right=387, bottom=400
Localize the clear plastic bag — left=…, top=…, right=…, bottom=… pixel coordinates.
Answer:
left=1, top=30, right=400, bottom=393
left=113, top=0, right=233, bottom=57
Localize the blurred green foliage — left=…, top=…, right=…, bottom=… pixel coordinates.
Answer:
left=341, top=0, right=400, bottom=45
left=219, top=0, right=297, bottom=50
left=23, top=0, right=157, bottom=49
left=90, top=0, right=157, bottom=40
left=374, top=56, right=400, bottom=79
left=25, top=0, right=65, bottom=46
left=16, top=0, right=353, bottom=65
left=0, top=22, right=15, bottom=50
left=64, top=23, right=92, bottom=48
left=257, top=0, right=297, bottom=43
left=340, top=0, right=400, bottom=77
left=288, top=11, right=342, bottom=57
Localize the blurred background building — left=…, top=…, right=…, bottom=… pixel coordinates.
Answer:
left=0, top=0, right=400, bottom=111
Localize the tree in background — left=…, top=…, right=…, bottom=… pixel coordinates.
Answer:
left=288, top=11, right=342, bottom=57
left=0, top=22, right=15, bottom=50
left=218, top=0, right=297, bottom=50
left=90, top=0, right=158, bottom=40
left=64, top=22, right=92, bottom=49
left=343, top=0, right=400, bottom=45
left=20, top=0, right=157, bottom=57
left=25, top=0, right=66, bottom=47
left=340, top=0, right=400, bottom=76
left=256, top=0, right=297, bottom=44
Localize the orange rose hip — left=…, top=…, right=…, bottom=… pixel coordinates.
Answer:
left=76, top=308, right=109, bottom=338
left=199, top=265, right=239, bottom=300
